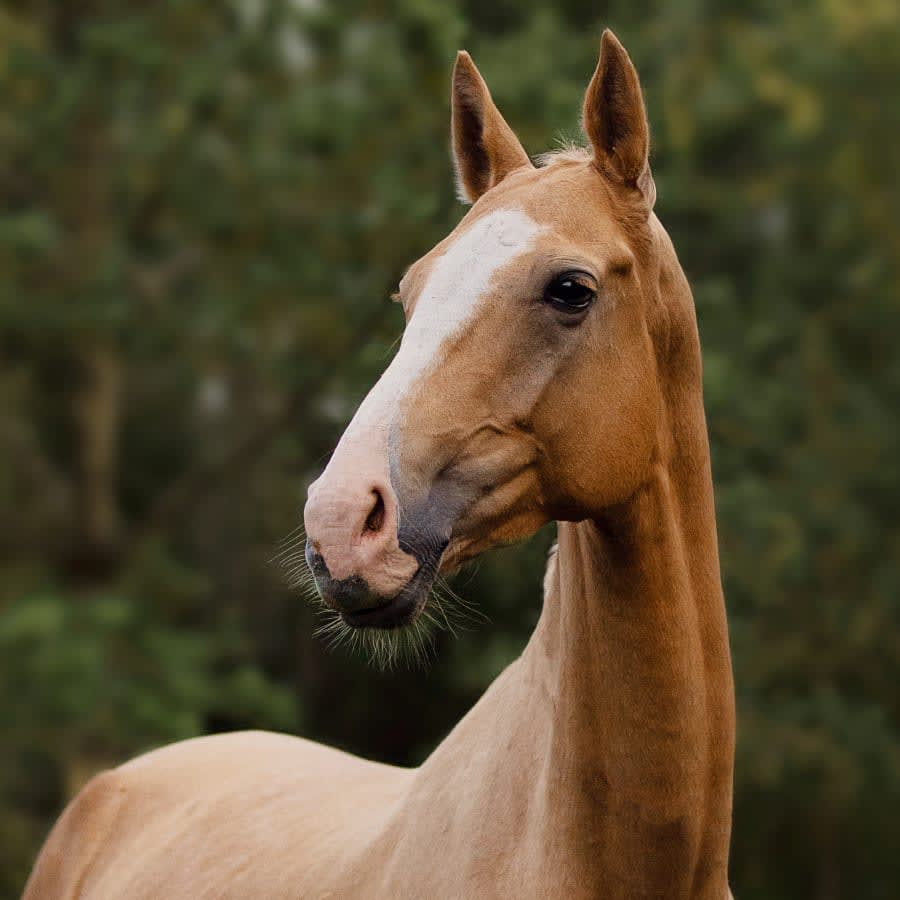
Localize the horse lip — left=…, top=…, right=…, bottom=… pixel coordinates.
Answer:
left=341, top=590, right=419, bottom=629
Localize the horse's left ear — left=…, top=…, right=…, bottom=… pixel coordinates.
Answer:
left=451, top=51, right=533, bottom=204
left=583, top=30, right=655, bottom=209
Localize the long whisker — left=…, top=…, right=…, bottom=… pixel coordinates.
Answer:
left=278, top=514, right=488, bottom=669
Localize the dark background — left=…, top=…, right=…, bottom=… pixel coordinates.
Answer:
left=1, top=2, right=898, bottom=897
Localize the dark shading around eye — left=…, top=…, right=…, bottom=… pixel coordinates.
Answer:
left=543, top=272, right=597, bottom=314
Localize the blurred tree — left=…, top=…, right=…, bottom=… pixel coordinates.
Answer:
left=0, top=1, right=898, bottom=898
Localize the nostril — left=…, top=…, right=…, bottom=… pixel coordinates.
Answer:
left=364, top=489, right=386, bottom=535
left=304, top=540, right=328, bottom=577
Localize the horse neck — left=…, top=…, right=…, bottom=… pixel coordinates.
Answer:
left=519, top=341, right=735, bottom=896
left=395, top=369, right=736, bottom=898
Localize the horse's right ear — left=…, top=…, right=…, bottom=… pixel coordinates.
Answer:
left=451, top=51, right=533, bottom=205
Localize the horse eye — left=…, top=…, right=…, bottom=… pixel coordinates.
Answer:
left=543, top=272, right=597, bottom=314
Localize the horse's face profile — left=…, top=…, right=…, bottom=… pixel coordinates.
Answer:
left=304, top=33, right=683, bottom=635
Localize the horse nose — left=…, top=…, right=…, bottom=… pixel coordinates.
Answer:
left=303, top=474, right=418, bottom=605
left=305, top=481, right=394, bottom=576
left=303, top=485, right=391, bottom=613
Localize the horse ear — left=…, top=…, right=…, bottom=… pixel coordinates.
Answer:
left=451, top=51, right=533, bottom=204
left=583, top=30, right=655, bottom=208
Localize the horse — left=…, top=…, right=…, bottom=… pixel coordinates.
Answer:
left=24, top=30, right=735, bottom=899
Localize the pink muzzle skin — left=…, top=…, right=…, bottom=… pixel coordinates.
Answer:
left=303, top=445, right=419, bottom=606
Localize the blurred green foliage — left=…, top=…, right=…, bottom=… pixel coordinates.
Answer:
left=1, top=1, right=898, bottom=897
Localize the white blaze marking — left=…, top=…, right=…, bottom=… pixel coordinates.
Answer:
left=343, top=208, right=543, bottom=440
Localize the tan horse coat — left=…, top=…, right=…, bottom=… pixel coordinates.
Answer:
left=25, top=31, right=736, bottom=899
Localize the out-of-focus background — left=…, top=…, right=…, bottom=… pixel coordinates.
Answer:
left=1, top=1, right=898, bottom=897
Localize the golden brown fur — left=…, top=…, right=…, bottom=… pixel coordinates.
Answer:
left=24, top=31, right=735, bottom=899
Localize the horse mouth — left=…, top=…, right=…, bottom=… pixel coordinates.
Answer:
left=339, top=533, right=448, bottom=630
left=341, top=592, right=420, bottom=629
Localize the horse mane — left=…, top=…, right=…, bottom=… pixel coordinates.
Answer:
left=533, top=140, right=592, bottom=168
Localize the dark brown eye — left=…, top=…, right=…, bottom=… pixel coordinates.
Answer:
left=543, top=272, right=596, bottom=314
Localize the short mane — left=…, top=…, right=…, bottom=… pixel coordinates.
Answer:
left=534, top=141, right=592, bottom=168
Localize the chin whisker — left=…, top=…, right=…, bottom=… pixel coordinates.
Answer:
left=309, top=601, right=438, bottom=671
left=433, top=575, right=489, bottom=628
left=431, top=592, right=458, bottom=638
left=276, top=517, right=488, bottom=669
